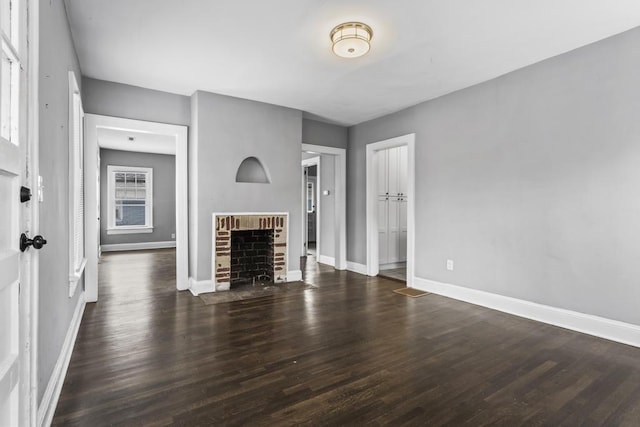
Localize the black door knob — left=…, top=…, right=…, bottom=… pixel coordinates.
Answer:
left=20, top=233, right=47, bottom=252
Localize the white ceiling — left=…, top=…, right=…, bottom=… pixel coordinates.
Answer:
left=65, top=0, right=640, bottom=126
left=98, top=128, right=176, bottom=155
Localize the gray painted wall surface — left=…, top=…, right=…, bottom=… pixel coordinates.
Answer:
left=100, top=149, right=176, bottom=245
left=348, top=27, right=640, bottom=325
left=319, top=155, right=335, bottom=259
left=190, top=91, right=303, bottom=280
left=302, top=119, right=348, bottom=149
left=38, top=0, right=83, bottom=404
left=82, top=77, right=191, bottom=126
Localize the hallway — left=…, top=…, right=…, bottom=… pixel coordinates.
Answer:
left=53, top=250, right=640, bottom=425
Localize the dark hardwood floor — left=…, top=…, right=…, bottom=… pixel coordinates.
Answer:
left=53, top=249, right=640, bottom=425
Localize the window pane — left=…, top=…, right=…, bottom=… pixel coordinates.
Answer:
left=116, top=204, right=146, bottom=226
left=136, top=173, right=146, bottom=185
left=136, top=189, right=146, bottom=200
left=115, top=173, right=125, bottom=184
left=125, top=173, right=136, bottom=184
left=115, top=188, right=126, bottom=199
left=1, top=50, right=12, bottom=142
left=1, top=0, right=11, bottom=40
left=125, top=189, right=136, bottom=199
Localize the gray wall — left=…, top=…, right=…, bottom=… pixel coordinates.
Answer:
left=38, top=0, right=83, bottom=404
left=100, top=149, right=176, bottom=245
left=302, top=118, right=348, bottom=149
left=82, top=77, right=191, bottom=126
left=318, top=154, right=336, bottom=260
left=348, top=27, right=640, bottom=326
left=190, top=91, right=303, bottom=281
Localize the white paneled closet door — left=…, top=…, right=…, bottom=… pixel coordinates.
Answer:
left=377, top=145, right=409, bottom=267
left=377, top=195, right=389, bottom=264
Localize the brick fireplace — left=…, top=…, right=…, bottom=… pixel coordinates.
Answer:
left=212, top=213, right=288, bottom=291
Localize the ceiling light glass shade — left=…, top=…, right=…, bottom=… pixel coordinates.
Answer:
left=330, top=22, right=373, bottom=58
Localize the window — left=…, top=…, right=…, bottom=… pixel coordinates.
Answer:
left=107, top=165, right=153, bottom=234
left=1, top=0, right=21, bottom=145
left=69, top=71, right=86, bottom=297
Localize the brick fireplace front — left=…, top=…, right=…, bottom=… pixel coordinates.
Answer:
left=212, top=213, right=288, bottom=291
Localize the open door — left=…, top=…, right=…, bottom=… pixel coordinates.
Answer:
left=0, top=0, right=37, bottom=423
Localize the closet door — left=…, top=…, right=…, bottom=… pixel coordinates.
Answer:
left=387, top=147, right=400, bottom=197
left=398, top=145, right=408, bottom=197
left=377, top=196, right=389, bottom=264
left=377, top=149, right=388, bottom=196
left=387, top=197, right=400, bottom=263
left=399, top=197, right=408, bottom=261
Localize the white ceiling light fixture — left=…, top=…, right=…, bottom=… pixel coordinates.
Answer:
left=330, top=22, right=373, bottom=58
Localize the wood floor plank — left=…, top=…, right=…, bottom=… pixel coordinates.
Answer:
left=52, top=249, right=640, bottom=425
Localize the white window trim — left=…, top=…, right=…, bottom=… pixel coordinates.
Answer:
left=68, top=71, right=86, bottom=297
left=107, top=165, right=154, bottom=234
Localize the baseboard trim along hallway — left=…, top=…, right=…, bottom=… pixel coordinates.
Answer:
left=413, top=277, right=640, bottom=348
left=38, top=293, right=86, bottom=427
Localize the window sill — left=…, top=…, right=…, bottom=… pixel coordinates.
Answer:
left=107, top=227, right=154, bottom=235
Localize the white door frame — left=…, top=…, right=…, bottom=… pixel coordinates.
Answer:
left=84, top=115, right=189, bottom=302
left=301, top=144, right=347, bottom=270
left=301, top=156, right=320, bottom=258
left=366, top=134, right=416, bottom=286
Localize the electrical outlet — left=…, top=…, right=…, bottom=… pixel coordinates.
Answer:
left=446, top=259, right=454, bottom=271
left=171, top=233, right=176, bottom=239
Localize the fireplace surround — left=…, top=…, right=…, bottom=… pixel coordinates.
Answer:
left=212, top=213, right=288, bottom=291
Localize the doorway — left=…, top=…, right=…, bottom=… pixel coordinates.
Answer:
left=300, top=144, right=347, bottom=270
left=376, top=145, right=409, bottom=282
left=84, top=115, right=189, bottom=302
left=302, top=158, right=319, bottom=261
left=366, top=134, right=416, bottom=287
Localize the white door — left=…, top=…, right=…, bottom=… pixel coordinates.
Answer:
left=0, top=0, right=35, bottom=424
left=387, top=147, right=400, bottom=197
left=376, top=149, right=388, bottom=196
left=377, top=196, right=388, bottom=264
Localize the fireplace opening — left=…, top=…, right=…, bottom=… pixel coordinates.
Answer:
left=230, top=229, right=274, bottom=287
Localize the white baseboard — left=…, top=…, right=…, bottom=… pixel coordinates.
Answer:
left=188, top=278, right=214, bottom=296
left=287, top=270, right=303, bottom=282
left=317, top=255, right=335, bottom=267
left=346, top=261, right=367, bottom=276
left=101, top=241, right=176, bottom=252
left=38, top=292, right=86, bottom=427
left=413, top=277, right=640, bottom=348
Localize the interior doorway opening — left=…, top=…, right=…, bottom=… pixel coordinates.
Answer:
left=302, top=157, right=319, bottom=263
left=84, top=115, right=189, bottom=302
left=300, top=144, right=347, bottom=271
left=366, top=134, right=416, bottom=287
left=375, top=145, right=409, bottom=282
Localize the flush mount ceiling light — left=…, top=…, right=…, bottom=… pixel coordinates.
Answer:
left=330, top=22, right=373, bottom=58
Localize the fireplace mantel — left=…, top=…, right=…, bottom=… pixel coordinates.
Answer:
left=212, top=212, right=289, bottom=291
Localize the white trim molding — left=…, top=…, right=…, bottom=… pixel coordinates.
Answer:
left=301, top=144, right=347, bottom=270
left=318, top=255, right=335, bottom=267
left=366, top=134, right=416, bottom=287
left=84, top=114, right=189, bottom=302
left=101, top=241, right=177, bottom=252
left=346, top=261, right=368, bottom=276
left=189, top=278, right=214, bottom=296
left=37, top=293, right=86, bottom=427
left=413, top=277, right=640, bottom=348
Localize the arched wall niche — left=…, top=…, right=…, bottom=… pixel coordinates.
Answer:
left=235, top=156, right=271, bottom=184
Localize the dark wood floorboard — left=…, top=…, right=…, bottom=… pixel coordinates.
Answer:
left=53, top=249, right=640, bottom=426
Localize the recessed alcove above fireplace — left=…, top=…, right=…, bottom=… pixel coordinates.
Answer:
left=212, top=213, right=288, bottom=291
